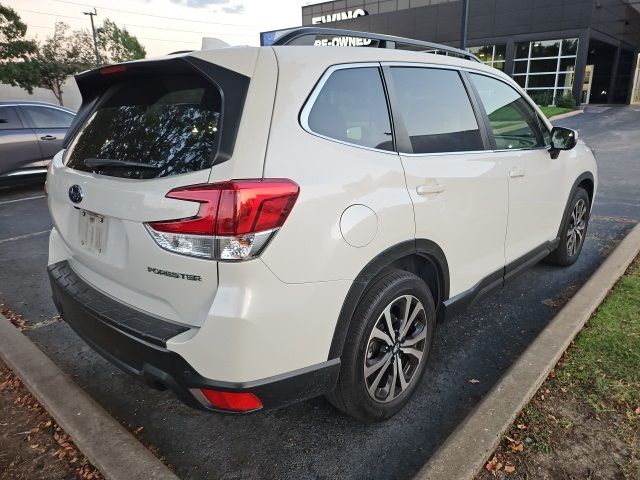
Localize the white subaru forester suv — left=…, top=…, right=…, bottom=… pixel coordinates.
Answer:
left=47, top=28, right=596, bottom=422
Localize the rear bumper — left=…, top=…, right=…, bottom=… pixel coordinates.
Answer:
left=48, top=261, right=340, bottom=412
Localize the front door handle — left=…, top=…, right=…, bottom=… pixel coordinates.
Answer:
left=40, top=135, right=57, bottom=141
left=509, top=168, right=526, bottom=178
left=416, top=182, right=445, bottom=195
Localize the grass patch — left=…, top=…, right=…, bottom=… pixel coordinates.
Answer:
left=476, top=258, right=640, bottom=479
left=556, top=259, right=640, bottom=414
left=539, top=106, right=573, bottom=118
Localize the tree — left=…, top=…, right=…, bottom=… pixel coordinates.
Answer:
left=0, top=8, right=146, bottom=106
left=0, top=4, right=39, bottom=93
left=33, top=22, right=93, bottom=106
left=31, top=19, right=145, bottom=106
left=96, top=19, right=146, bottom=65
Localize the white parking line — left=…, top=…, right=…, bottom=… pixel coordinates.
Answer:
left=0, top=195, right=46, bottom=206
left=0, top=230, right=50, bottom=244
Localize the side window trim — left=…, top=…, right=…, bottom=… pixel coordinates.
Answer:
left=380, top=65, right=412, bottom=154
left=459, top=70, right=494, bottom=151
left=463, top=69, right=551, bottom=152
left=536, top=113, right=552, bottom=146
left=299, top=63, right=398, bottom=155
left=380, top=62, right=491, bottom=156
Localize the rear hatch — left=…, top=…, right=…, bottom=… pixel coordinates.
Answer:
left=46, top=51, right=265, bottom=328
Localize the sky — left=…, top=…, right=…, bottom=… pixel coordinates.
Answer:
left=6, top=0, right=314, bottom=58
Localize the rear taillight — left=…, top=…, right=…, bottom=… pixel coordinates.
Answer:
left=145, top=179, right=299, bottom=261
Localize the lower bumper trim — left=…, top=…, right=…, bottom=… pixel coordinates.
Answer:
left=48, top=260, right=340, bottom=412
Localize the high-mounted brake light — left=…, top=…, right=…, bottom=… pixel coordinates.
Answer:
left=100, top=65, right=127, bottom=75
left=199, top=389, right=263, bottom=412
left=145, top=179, right=299, bottom=261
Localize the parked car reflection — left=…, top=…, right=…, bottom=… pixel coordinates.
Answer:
left=0, top=101, right=75, bottom=180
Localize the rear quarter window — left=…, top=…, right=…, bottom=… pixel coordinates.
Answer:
left=304, top=67, right=394, bottom=152
left=65, top=74, right=221, bottom=179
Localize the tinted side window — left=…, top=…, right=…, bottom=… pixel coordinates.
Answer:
left=22, top=106, right=74, bottom=129
left=389, top=67, right=483, bottom=154
left=307, top=67, right=393, bottom=151
left=470, top=74, right=546, bottom=150
left=0, top=107, right=23, bottom=130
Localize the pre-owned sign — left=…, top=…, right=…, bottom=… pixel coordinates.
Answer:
left=311, top=8, right=368, bottom=24
left=314, top=37, right=373, bottom=47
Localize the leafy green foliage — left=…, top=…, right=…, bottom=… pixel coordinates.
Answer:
left=0, top=4, right=39, bottom=93
left=32, top=22, right=94, bottom=105
left=0, top=4, right=36, bottom=59
left=0, top=5, right=146, bottom=106
left=33, top=19, right=146, bottom=105
left=555, top=93, right=577, bottom=109
left=96, top=19, right=146, bottom=65
left=531, top=91, right=553, bottom=107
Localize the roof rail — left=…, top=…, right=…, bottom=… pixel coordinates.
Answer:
left=268, top=27, right=481, bottom=63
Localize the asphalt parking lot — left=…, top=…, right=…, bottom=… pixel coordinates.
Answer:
left=1, top=105, right=639, bottom=480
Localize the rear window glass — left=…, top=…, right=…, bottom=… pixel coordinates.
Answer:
left=65, top=75, right=221, bottom=179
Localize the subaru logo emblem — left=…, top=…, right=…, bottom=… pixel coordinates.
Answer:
left=68, top=185, right=83, bottom=204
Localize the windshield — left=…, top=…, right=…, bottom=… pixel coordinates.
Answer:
left=65, top=74, right=221, bottom=179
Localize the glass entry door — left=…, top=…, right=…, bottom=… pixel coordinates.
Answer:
left=581, top=65, right=594, bottom=104
left=632, top=54, right=640, bottom=104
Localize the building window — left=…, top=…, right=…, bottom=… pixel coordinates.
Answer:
left=512, top=38, right=579, bottom=104
left=467, top=44, right=506, bottom=71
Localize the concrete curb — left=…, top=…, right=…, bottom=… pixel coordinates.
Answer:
left=549, top=109, right=584, bottom=121
left=0, top=315, right=180, bottom=480
left=414, top=222, right=640, bottom=480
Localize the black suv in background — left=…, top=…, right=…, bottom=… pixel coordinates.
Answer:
left=0, top=101, right=75, bottom=181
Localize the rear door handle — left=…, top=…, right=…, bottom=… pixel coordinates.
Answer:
left=416, top=182, right=445, bottom=195
left=509, top=168, right=526, bottom=178
left=40, top=135, right=57, bottom=140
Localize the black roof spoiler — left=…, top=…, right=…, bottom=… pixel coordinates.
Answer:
left=266, top=27, right=481, bottom=63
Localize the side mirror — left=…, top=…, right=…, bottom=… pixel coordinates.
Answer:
left=549, top=126, right=578, bottom=159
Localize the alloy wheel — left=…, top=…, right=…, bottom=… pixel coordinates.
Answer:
left=567, top=198, right=587, bottom=257
left=363, top=295, right=427, bottom=403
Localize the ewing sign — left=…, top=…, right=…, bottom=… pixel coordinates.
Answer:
left=311, top=8, right=368, bottom=24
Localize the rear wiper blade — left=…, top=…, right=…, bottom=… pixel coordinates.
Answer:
left=83, top=158, right=161, bottom=170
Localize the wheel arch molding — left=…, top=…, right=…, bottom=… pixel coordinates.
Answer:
left=557, top=171, right=595, bottom=239
left=328, top=239, right=450, bottom=361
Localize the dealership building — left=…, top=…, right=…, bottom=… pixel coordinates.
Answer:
left=270, top=0, right=640, bottom=105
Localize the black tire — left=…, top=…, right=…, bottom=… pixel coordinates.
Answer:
left=545, top=187, right=590, bottom=267
left=327, top=269, right=436, bottom=422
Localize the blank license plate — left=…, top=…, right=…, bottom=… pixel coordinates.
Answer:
left=79, top=210, right=107, bottom=254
